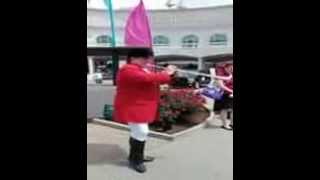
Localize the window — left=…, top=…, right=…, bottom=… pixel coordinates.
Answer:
left=209, top=34, right=227, bottom=45
left=182, top=35, right=199, bottom=48
left=153, top=35, right=169, bottom=46
left=96, top=35, right=112, bottom=46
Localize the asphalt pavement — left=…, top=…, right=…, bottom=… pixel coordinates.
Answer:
left=87, top=123, right=233, bottom=180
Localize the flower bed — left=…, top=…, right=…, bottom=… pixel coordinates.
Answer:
left=150, top=88, right=210, bottom=132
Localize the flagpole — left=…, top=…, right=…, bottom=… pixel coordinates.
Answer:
left=104, top=0, right=116, bottom=47
left=104, top=0, right=118, bottom=85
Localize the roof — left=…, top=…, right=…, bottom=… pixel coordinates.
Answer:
left=87, top=4, right=233, bottom=13
left=87, top=46, right=152, bottom=56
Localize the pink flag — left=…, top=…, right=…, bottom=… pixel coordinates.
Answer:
left=124, top=0, right=152, bottom=47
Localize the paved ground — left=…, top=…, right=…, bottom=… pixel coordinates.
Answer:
left=87, top=123, right=233, bottom=180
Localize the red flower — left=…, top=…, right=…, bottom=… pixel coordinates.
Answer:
left=159, top=88, right=206, bottom=123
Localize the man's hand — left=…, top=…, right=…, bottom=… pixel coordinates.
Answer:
left=165, top=65, right=177, bottom=75
left=212, top=74, right=233, bottom=81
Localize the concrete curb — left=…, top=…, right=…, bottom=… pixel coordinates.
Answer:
left=91, top=118, right=208, bottom=141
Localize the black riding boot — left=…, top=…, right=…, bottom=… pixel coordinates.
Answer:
left=141, top=141, right=155, bottom=162
left=128, top=137, right=146, bottom=173
left=129, top=138, right=155, bottom=162
left=128, top=137, right=134, bottom=161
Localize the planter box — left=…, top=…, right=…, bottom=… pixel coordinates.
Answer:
left=180, top=108, right=210, bottom=124
left=103, top=104, right=113, bottom=120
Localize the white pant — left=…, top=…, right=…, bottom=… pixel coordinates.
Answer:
left=128, top=123, right=149, bottom=141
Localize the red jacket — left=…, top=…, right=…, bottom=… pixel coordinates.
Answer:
left=113, top=64, right=171, bottom=124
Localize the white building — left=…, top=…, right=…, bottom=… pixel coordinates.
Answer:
left=87, top=4, right=233, bottom=80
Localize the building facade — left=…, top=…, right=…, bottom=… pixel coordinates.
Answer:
left=87, top=5, right=233, bottom=81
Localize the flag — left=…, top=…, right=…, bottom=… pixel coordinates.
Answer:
left=124, top=0, right=152, bottom=47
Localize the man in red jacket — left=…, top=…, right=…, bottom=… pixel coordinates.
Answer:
left=113, top=49, right=176, bottom=173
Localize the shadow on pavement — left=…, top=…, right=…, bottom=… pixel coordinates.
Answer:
left=87, top=143, right=128, bottom=167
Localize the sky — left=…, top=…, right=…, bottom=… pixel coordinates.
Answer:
left=88, top=0, right=233, bottom=10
